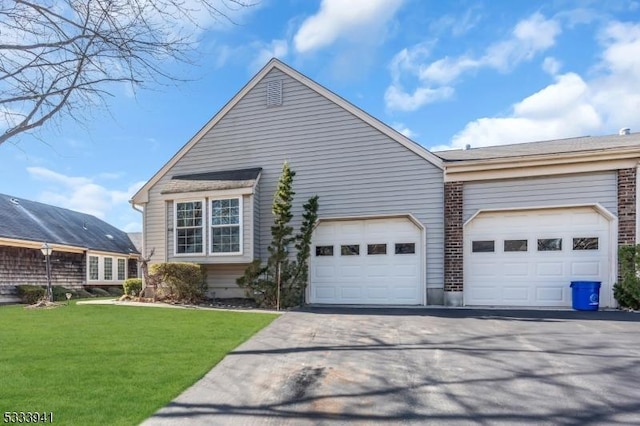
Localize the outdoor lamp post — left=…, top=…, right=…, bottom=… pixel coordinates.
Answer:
left=40, top=243, right=53, bottom=302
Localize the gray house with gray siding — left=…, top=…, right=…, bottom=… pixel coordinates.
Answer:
left=132, top=59, right=445, bottom=305
left=132, top=59, right=640, bottom=308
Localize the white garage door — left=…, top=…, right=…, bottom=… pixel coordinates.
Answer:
left=309, top=218, right=423, bottom=305
left=465, top=207, right=611, bottom=307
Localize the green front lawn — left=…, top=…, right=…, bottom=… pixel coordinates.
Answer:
left=0, top=303, right=278, bottom=425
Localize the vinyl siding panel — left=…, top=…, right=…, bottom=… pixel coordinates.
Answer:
left=144, top=68, right=444, bottom=294
left=203, top=264, right=247, bottom=299
left=463, top=172, right=617, bottom=221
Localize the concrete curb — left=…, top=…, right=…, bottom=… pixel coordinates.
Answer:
left=76, top=299, right=282, bottom=315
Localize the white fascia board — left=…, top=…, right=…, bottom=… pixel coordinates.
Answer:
left=0, top=237, right=85, bottom=253
left=445, top=152, right=640, bottom=182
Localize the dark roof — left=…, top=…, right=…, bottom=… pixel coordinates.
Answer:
left=0, top=193, right=139, bottom=255
left=162, top=168, right=262, bottom=195
left=435, top=132, right=640, bottom=161
left=173, top=168, right=262, bottom=181
left=127, top=232, right=142, bottom=253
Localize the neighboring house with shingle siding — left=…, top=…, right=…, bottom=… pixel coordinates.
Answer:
left=131, top=58, right=640, bottom=309
left=0, top=193, right=140, bottom=303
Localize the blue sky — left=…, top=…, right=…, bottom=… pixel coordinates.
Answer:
left=1, top=0, right=640, bottom=233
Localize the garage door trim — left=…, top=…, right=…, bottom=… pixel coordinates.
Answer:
left=308, top=213, right=427, bottom=306
left=463, top=203, right=617, bottom=307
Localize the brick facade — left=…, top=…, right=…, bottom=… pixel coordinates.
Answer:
left=617, top=168, right=636, bottom=246
left=444, top=182, right=463, bottom=292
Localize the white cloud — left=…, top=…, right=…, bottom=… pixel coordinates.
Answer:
left=27, top=166, right=144, bottom=230
left=386, top=13, right=561, bottom=111
left=447, top=21, right=640, bottom=149
left=542, top=56, right=562, bottom=75
left=385, top=85, right=453, bottom=112
left=250, top=39, right=289, bottom=72
left=429, top=8, right=483, bottom=37
left=451, top=73, right=601, bottom=148
left=293, top=0, right=404, bottom=53
left=392, top=122, right=418, bottom=139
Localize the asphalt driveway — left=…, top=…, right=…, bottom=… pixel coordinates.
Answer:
left=143, top=308, right=640, bottom=425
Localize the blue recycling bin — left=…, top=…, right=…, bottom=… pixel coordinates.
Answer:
left=570, top=281, right=601, bottom=311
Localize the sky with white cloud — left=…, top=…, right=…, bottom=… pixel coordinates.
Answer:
left=1, top=0, right=640, bottom=232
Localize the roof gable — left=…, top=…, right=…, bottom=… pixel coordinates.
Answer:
left=132, top=59, right=442, bottom=204
left=0, top=193, right=139, bottom=255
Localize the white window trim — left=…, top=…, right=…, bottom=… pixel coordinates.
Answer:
left=103, top=256, right=114, bottom=280
left=209, top=196, right=243, bottom=256
left=117, top=258, right=127, bottom=281
left=174, top=198, right=206, bottom=257
left=88, top=255, right=100, bottom=281
left=87, top=254, right=128, bottom=282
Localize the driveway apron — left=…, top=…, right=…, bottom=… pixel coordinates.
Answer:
left=143, top=308, right=640, bottom=425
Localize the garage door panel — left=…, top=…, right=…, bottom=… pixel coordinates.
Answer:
left=340, top=286, right=362, bottom=300
left=310, top=218, right=422, bottom=305
left=314, top=286, right=336, bottom=300
left=366, top=286, right=390, bottom=300
left=503, top=262, right=529, bottom=277
left=314, top=265, right=336, bottom=278
left=366, top=264, right=389, bottom=277
left=395, top=264, right=419, bottom=277
left=571, top=261, right=600, bottom=276
left=502, top=287, right=530, bottom=303
left=465, top=207, right=610, bottom=307
left=470, top=261, right=498, bottom=277
left=339, top=265, right=363, bottom=278
left=469, top=286, right=500, bottom=302
left=535, top=262, right=564, bottom=276
left=536, top=287, right=564, bottom=303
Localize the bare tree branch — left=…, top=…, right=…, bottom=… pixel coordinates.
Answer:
left=0, top=0, right=257, bottom=146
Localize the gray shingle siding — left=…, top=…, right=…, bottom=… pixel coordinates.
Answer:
left=144, top=68, right=444, bottom=292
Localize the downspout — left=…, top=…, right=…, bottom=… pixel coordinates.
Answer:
left=130, top=200, right=145, bottom=284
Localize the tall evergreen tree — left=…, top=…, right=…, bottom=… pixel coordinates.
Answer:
left=237, top=162, right=319, bottom=309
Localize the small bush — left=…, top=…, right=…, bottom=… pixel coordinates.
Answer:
left=150, top=263, right=206, bottom=304
left=123, top=278, right=143, bottom=296
left=614, top=245, right=640, bottom=310
left=16, top=285, right=45, bottom=304
left=75, top=288, right=96, bottom=299
left=106, top=286, right=124, bottom=296
left=88, top=287, right=110, bottom=297
left=52, top=286, right=74, bottom=301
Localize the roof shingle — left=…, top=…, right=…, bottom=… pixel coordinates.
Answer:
left=0, top=193, right=139, bottom=255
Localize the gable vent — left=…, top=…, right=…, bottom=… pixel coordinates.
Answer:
left=266, top=80, right=283, bottom=107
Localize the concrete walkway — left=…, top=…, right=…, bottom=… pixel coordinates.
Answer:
left=143, top=307, right=640, bottom=425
